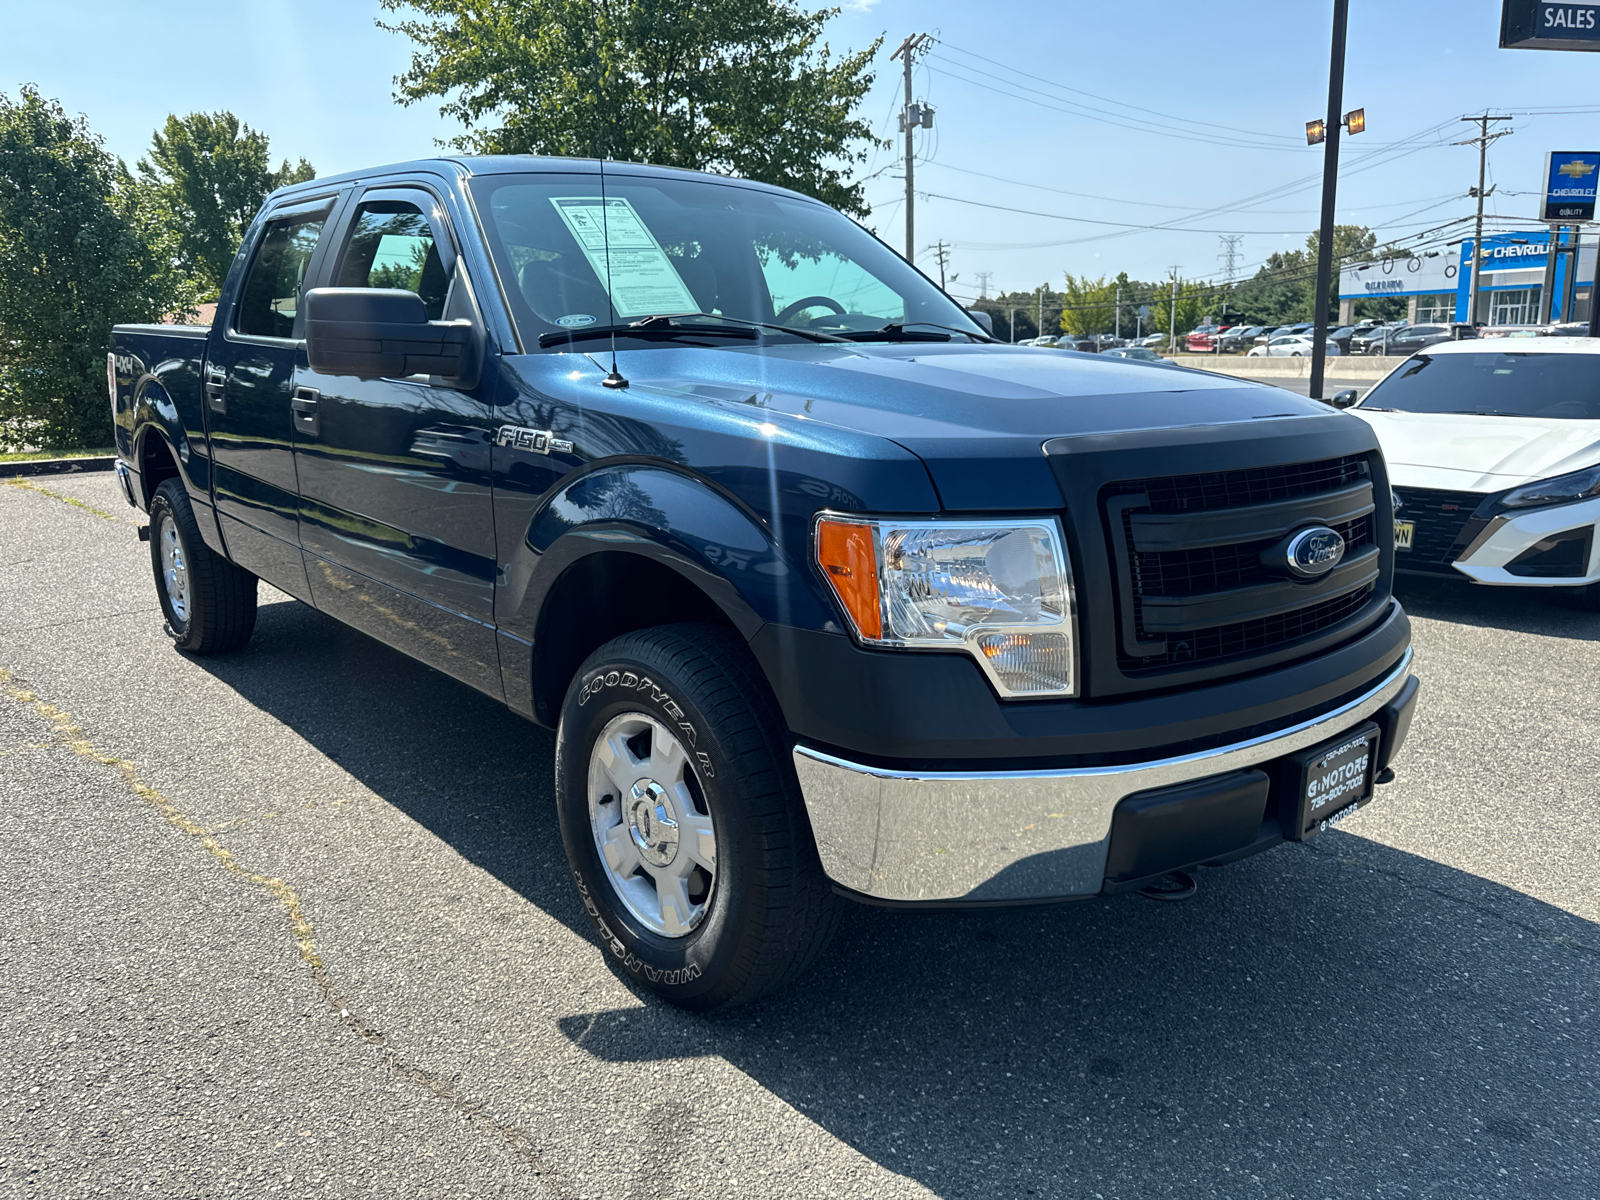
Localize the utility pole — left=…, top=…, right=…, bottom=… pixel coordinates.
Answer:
left=891, top=33, right=933, bottom=261
left=1454, top=114, right=1513, bottom=327
left=1037, top=285, right=1044, bottom=340
left=1168, top=269, right=1180, bottom=353
left=1307, top=0, right=1352, bottom=403
left=929, top=240, right=951, bottom=289
left=1115, top=282, right=1122, bottom=340
left=975, top=270, right=993, bottom=300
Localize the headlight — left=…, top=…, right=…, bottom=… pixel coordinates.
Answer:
left=1500, top=465, right=1600, bottom=509
left=814, top=514, right=1077, bottom=698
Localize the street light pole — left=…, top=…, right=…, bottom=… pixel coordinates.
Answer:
left=1308, top=0, right=1350, bottom=403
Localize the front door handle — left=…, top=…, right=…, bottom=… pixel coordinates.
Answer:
left=291, top=387, right=320, bottom=437
left=204, top=366, right=227, bottom=413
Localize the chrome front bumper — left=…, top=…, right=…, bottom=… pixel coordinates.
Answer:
left=794, top=649, right=1414, bottom=904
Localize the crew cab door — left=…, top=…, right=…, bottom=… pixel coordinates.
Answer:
left=293, top=184, right=503, bottom=699
left=205, top=195, right=340, bottom=601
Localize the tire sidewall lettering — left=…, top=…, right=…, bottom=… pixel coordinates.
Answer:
left=576, top=666, right=715, bottom=778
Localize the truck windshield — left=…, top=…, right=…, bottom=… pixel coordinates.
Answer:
left=1359, top=352, right=1600, bottom=419
left=468, top=172, right=986, bottom=350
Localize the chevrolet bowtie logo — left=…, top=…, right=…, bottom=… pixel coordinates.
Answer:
left=1558, top=159, right=1596, bottom=179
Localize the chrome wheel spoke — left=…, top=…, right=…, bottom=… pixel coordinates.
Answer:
left=598, top=819, right=642, bottom=877
left=680, top=811, right=717, bottom=872
left=595, top=731, right=641, bottom=799
left=655, top=875, right=696, bottom=937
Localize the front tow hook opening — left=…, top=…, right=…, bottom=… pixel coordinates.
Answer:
left=1136, top=870, right=1197, bottom=902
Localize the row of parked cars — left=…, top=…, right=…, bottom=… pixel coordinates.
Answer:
left=1186, top=318, right=1486, bottom=357
left=1018, top=332, right=1168, bottom=352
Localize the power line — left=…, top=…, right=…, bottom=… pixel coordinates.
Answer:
left=932, top=40, right=1305, bottom=145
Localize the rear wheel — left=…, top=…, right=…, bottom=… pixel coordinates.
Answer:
left=555, top=623, right=838, bottom=1010
left=149, top=479, right=257, bottom=654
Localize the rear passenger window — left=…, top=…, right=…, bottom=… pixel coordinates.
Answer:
left=335, top=199, right=449, bottom=320
left=235, top=206, right=330, bottom=339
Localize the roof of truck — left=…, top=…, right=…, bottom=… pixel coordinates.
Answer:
left=269, top=155, right=813, bottom=205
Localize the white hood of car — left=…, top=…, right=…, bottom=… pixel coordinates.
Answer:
left=1354, top=409, right=1600, bottom=492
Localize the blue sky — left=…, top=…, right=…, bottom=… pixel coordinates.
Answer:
left=7, top=0, right=1600, bottom=301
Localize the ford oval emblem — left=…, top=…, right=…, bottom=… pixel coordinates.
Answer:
left=1285, top=526, right=1346, bottom=578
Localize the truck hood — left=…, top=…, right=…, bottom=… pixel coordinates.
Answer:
left=598, top=342, right=1333, bottom=508
left=1353, top=409, right=1600, bottom=492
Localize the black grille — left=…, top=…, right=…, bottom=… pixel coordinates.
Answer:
left=1136, top=513, right=1374, bottom=597
left=1130, top=584, right=1377, bottom=670
left=1131, top=455, right=1368, bottom=514
left=1394, top=487, right=1485, bottom=573
left=1107, top=455, right=1382, bottom=674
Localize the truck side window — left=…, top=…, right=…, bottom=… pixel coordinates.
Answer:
left=235, top=209, right=329, bottom=339
left=334, top=200, right=449, bottom=321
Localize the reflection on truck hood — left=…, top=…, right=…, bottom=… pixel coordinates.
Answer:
left=587, top=341, right=1326, bottom=442
left=1354, top=409, right=1600, bottom=491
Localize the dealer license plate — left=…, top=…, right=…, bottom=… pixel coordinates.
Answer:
left=1394, top=520, right=1414, bottom=550
left=1293, top=725, right=1379, bottom=840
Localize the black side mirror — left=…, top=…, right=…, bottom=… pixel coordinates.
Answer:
left=967, top=309, right=994, bottom=336
left=304, top=288, right=479, bottom=387
left=1328, top=389, right=1359, bottom=409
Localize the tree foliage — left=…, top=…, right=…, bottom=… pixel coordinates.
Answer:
left=137, top=111, right=314, bottom=293
left=1057, top=273, right=1116, bottom=336
left=1224, top=226, right=1377, bottom=326
left=379, top=0, right=883, bottom=215
left=0, top=87, right=198, bottom=449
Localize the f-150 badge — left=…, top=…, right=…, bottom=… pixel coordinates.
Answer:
left=495, top=425, right=573, bottom=454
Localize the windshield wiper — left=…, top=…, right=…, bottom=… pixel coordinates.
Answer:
left=838, top=320, right=993, bottom=343
left=537, top=313, right=847, bottom=349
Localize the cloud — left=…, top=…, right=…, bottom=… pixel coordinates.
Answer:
left=841, top=0, right=880, bottom=10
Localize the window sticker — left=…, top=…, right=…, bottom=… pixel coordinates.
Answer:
left=550, top=196, right=698, bottom=319
left=556, top=313, right=597, bottom=327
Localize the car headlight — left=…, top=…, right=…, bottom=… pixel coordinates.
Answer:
left=1499, top=465, right=1600, bottom=509
left=814, top=514, right=1077, bottom=698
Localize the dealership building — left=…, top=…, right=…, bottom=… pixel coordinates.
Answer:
left=1338, top=229, right=1595, bottom=326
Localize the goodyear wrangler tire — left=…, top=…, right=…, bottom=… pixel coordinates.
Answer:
left=149, top=479, right=257, bottom=655
left=555, top=623, right=838, bottom=1011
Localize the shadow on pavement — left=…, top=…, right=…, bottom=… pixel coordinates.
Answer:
left=198, top=595, right=1600, bottom=1199
left=1395, top=574, right=1599, bottom=641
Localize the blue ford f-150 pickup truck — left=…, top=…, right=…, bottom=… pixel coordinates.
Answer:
left=110, top=156, right=1419, bottom=1009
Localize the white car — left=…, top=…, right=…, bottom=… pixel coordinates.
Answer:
left=1247, top=334, right=1343, bottom=358
left=1346, top=338, right=1600, bottom=606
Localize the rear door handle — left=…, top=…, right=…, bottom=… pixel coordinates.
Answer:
left=291, top=387, right=320, bottom=437
left=204, top=366, right=227, bottom=413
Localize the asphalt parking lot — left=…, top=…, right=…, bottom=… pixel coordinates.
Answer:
left=3, top=473, right=1596, bottom=1199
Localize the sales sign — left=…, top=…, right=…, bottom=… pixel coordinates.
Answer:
left=1501, top=1, right=1600, bottom=51
left=1542, top=151, right=1600, bottom=220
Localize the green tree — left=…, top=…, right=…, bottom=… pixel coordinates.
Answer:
left=0, top=87, right=198, bottom=449
left=1058, top=272, right=1116, bottom=336
left=1227, top=225, right=1378, bottom=326
left=379, top=0, right=883, bottom=216
left=1150, top=276, right=1208, bottom=341
left=136, top=112, right=314, bottom=293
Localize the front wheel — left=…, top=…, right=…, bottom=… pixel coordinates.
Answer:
left=149, top=478, right=258, bottom=654
left=555, top=623, right=838, bottom=1010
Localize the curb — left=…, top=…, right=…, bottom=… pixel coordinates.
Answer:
left=0, top=456, right=117, bottom=478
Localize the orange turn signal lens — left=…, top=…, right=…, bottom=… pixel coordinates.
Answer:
left=815, top=518, right=882, bottom=640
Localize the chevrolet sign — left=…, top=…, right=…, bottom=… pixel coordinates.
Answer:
left=1502, top=1, right=1600, bottom=51
left=1541, top=151, right=1600, bottom=220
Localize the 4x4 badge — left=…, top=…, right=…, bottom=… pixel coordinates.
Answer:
left=494, top=425, right=573, bottom=455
